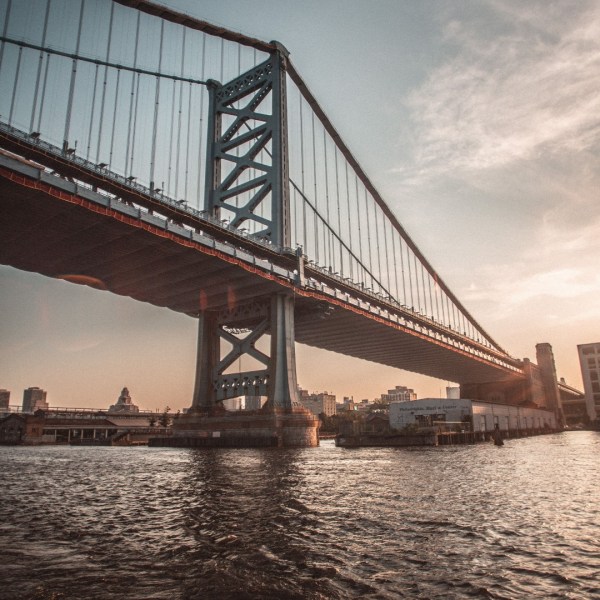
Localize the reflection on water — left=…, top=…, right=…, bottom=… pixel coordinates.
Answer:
left=1, top=432, right=599, bottom=599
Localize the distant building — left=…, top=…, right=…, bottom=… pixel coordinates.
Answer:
left=337, top=396, right=355, bottom=412
left=222, top=397, right=243, bottom=411
left=108, top=387, right=139, bottom=413
left=355, top=399, right=372, bottom=412
left=380, top=386, right=417, bottom=403
left=22, top=387, right=49, bottom=413
left=0, top=389, right=10, bottom=411
left=298, top=390, right=336, bottom=416
left=578, top=342, right=600, bottom=422
left=244, top=395, right=265, bottom=410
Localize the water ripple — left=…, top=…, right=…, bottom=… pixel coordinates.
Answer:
left=1, top=432, right=599, bottom=599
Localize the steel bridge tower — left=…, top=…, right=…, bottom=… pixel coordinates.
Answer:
left=176, top=45, right=318, bottom=446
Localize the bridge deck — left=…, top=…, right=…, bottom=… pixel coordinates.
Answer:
left=0, top=155, right=522, bottom=385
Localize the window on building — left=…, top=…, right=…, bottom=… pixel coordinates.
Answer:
left=590, top=371, right=598, bottom=381
left=582, top=346, right=595, bottom=355
left=593, top=381, right=600, bottom=393
left=588, top=358, right=596, bottom=367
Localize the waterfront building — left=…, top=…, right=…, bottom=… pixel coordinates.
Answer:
left=108, top=387, right=139, bottom=413
left=0, top=407, right=169, bottom=445
left=298, top=390, right=337, bottom=416
left=380, top=385, right=417, bottom=403
left=389, top=398, right=557, bottom=433
left=22, top=387, right=49, bottom=413
left=0, top=389, right=10, bottom=411
left=577, top=342, right=600, bottom=422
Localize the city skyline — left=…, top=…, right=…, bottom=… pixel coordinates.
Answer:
left=1, top=0, right=599, bottom=411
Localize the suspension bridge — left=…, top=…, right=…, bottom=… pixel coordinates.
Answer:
left=0, top=0, right=570, bottom=445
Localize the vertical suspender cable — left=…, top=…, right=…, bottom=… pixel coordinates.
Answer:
left=167, top=78, right=176, bottom=194
left=292, top=91, right=299, bottom=246
left=420, top=262, right=428, bottom=315
left=8, top=46, right=22, bottom=126
left=362, top=182, right=373, bottom=288
left=373, top=198, right=383, bottom=292
left=390, top=225, right=400, bottom=304
left=86, top=64, right=98, bottom=159
left=398, top=233, right=407, bottom=305
left=0, top=0, right=12, bottom=78
left=334, top=147, right=343, bottom=277
left=407, top=248, right=414, bottom=309
left=440, top=292, right=447, bottom=329
left=292, top=185, right=298, bottom=247
left=149, top=20, right=164, bottom=190
left=96, top=2, right=115, bottom=163
left=125, top=12, right=140, bottom=177
left=38, top=52, right=51, bottom=134
left=184, top=80, right=192, bottom=201
left=299, top=96, right=307, bottom=253
left=197, top=33, right=206, bottom=211
left=30, top=0, right=51, bottom=134
left=323, top=128, right=332, bottom=271
left=352, top=174, right=361, bottom=281
left=435, top=279, right=443, bottom=325
left=129, top=71, right=140, bottom=177
left=427, top=271, right=435, bottom=320
left=344, top=160, right=353, bottom=281
left=414, top=257, right=422, bottom=312
left=175, top=28, right=185, bottom=199
left=311, top=111, right=319, bottom=264
left=64, top=0, right=85, bottom=149
left=220, top=37, right=224, bottom=81
left=383, top=214, right=392, bottom=299
left=108, top=68, right=121, bottom=169
left=454, top=303, right=460, bottom=334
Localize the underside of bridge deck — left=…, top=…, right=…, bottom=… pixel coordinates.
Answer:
left=0, top=164, right=522, bottom=386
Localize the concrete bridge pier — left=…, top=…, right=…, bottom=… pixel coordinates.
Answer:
left=173, top=293, right=319, bottom=448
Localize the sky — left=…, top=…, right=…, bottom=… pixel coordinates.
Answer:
left=1, top=0, right=599, bottom=411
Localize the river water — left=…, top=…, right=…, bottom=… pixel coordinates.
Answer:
left=1, top=431, right=598, bottom=599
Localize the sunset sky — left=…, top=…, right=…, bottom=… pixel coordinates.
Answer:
left=1, top=0, right=599, bottom=411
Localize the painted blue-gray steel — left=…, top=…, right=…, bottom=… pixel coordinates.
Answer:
left=200, top=45, right=300, bottom=410
left=0, top=0, right=514, bottom=362
left=204, top=49, right=290, bottom=246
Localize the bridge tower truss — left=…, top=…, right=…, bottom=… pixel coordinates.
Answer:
left=204, top=45, right=290, bottom=246
left=192, top=46, right=300, bottom=412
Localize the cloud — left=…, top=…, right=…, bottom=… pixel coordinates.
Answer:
left=466, top=265, right=599, bottom=305
left=401, top=0, right=600, bottom=176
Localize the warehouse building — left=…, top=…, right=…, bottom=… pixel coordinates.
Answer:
left=389, top=398, right=556, bottom=434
